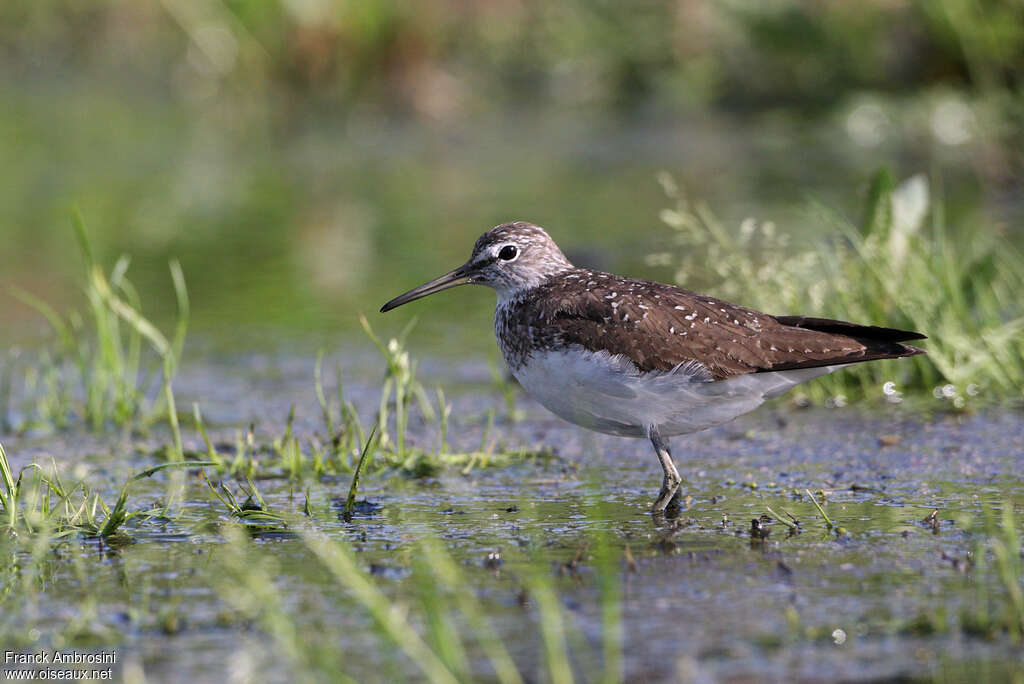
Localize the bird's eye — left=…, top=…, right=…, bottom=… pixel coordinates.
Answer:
left=498, top=245, right=518, bottom=261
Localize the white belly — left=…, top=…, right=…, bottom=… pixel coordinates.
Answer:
left=510, top=348, right=837, bottom=438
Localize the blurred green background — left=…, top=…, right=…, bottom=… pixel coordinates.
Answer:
left=2, top=0, right=1021, bottom=356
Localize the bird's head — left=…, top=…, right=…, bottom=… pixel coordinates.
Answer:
left=380, top=221, right=573, bottom=312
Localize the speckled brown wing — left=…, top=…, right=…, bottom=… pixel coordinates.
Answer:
left=520, top=270, right=924, bottom=380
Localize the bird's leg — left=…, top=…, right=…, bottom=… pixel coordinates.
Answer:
left=649, top=427, right=682, bottom=512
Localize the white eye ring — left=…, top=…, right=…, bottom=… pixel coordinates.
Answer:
left=497, top=244, right=519, bottom=261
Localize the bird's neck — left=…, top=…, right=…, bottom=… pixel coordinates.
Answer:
left=495, top=285, right=531, bottom=308
left=493, top=267, right=571, bottom=307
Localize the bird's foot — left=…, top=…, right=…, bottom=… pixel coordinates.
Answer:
left=652, top=476, right=683, bottom=514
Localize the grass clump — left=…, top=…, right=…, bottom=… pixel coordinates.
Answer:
left=11, top=213, right=190, bottom=439
left=0, top=440, right=209, bottom=542
left=353, top=316, right=552, bottom=477
left=650, top=170, right=1024, bottom=404
left=201, top=318, right=548, bottom=482
left=201, top=471, right=289, bottom=531
left=187, top=328, right=550, bottom=485
left=178, top=318, right=550, bottom=493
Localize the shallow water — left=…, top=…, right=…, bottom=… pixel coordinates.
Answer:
left=2, top=350, right=1023, bottom=682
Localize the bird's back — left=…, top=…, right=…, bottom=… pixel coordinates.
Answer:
left=496, top=268, right=924, bottom=380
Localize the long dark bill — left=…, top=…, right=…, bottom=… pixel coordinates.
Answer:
left=380, top=265, right=471, bottom=312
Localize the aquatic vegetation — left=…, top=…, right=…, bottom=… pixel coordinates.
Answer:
left=255, top=319, right=547, bottom=480
left=763, top=504, right=800, bottom=533
left=354, top=317, right=554, bottom=476
left=805, top=488, right=834, bottom=530
left=208, top=513, right=625, bottom=683
left=183, top=323, right=552, bottom=485
left=11, top=214, right=190, bottom=439
left=652, top=170, right=1024, bottom=403
left=340, top=425, right=377, bottom=523
left=201, top=471, right=289, bottom=531
left=0, top=440, right=206, bottom=541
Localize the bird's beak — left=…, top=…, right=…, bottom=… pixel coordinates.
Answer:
left=380, top=264, right=473, bottom=312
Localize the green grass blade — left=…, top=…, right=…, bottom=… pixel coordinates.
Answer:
left=71, top=209, right=94, bottom=270
left=419, top=539, right=525, bottom=684
left=805, top=489, right=833, bottom=529
left=342, top=424, right=377, bottom=523
left=300, top=529, right=460, bottom=684
left=527, top=572, right=575, bottom=684
left=169, top=259, right=189, bottom=366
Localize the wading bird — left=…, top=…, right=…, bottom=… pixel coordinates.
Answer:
left=381, top=222, right=925, bottom=511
